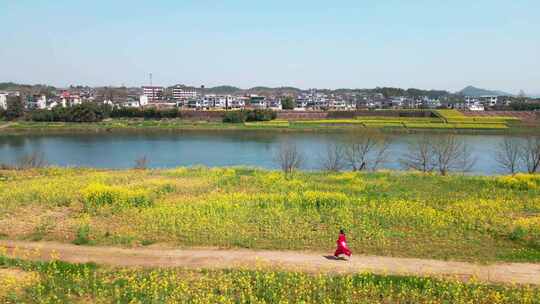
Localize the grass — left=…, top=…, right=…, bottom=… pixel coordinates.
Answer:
left=362, top=121, right=405, bottom=128
left=356, top=116, right=444, bottom=123
left=0, top=111, right=534, bottom=134
left=404, top=122, right=455, bottom=129
left=244, top=120, right=290, bottom=128
left=453, top=123, right=509, bottom=129
left=292, top=119, right=365, bottom=125
left=0, top=256, right=538, bottom=303
left=0, top=168, right=539, bottom=263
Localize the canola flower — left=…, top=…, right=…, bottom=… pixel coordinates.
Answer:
left=0, top=167, right=539, bottom=262
left=0, top=256, right=539, bottom=304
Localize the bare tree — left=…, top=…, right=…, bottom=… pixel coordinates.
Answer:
left=319, top=143, right=346, bottom=172
left=431, top=134, right=472, bottom=176
left=17, top=151, right=48, bottom=169
left=520, top=137, right=540, bottom=173
left=400, top=135, right=435, bottom=173
left=134, top=155, right=149, bottom=170
left=495, top=137, right=522, bottom=174
left=457, top=142, right=477, bottom=173
left=274, top=142, right=304, bottom=174
left=344, top=131, right=390, bottom=171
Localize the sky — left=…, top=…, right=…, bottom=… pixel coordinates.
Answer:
left=1, top=0, right=539, bottom=94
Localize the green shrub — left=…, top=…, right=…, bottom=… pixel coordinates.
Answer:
left=222, top=110, right=277, bottom=123
left=245, top=109, right=277, bottom=122
left=31, top=110, right=55, bottom=122
left=110, top=107, right=180, bottom=119
left=222, top=111, right=246, bottom=123
left=30, top=103, right=112, bottom=123
left=73, top=224, right=91, bottom=245
left=5, top=96, right=24, bottom=120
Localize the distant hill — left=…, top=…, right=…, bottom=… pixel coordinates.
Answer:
left=0, top=82, right=56, bottom=96
left=245, top=86, right=303, bottom=96
left=205, top=85, right=242, bottom=95
left=459, top=86, right=513, bottom=97
left=178, top=85, right=302, bottom=96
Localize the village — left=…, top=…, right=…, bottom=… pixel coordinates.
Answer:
left=1, top=83, right=536, bottom=113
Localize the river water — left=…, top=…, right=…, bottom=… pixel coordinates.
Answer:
left=0, top=131, right=533, bottom=175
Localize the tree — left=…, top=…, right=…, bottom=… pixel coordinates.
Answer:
left=431, top=134, right=474, bottom=176
left=520, top=137, right=540, bottom=173
left=281, top=96, right=295, bottom=110
left=16, top=151, right=48, bottom=169
left=5, top=96, right=24, bottom=120
left=134, top=155, right=149, bottom=170
left=274, top=142, right=304, bottom=174
left=374, top=87, right=406, bottom=98
left=69, top=104, right=99, bottom=122
left=495, top=138, right=522, bottom=174
left=400, top=135, right=435, bottom=173
left=344, top=131, right=390, bottom=171
left=457, top=142, right=477, bottom=174
left=319, top=143, right=346, bottom=172
left=222, top=111, right=246, bottom=123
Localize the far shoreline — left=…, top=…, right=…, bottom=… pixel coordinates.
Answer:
left=0, top=119, right=539, bottom=136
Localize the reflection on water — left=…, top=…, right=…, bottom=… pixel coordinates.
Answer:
left=0, top=131, right=534, bottom=175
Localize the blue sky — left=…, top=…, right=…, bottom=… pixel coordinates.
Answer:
left=1, top=0, right=539, bottom=94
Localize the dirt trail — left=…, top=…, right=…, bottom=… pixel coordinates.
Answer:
left=0, top=122, right=14, bottom=129
left=1, top=240, right=539, bottom=285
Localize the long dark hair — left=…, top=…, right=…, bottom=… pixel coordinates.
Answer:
left=339, top=229, right=345, bottom=235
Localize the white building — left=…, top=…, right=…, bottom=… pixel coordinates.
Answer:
left=421, top=97, right=441, bottom=109
left=455, top=99, right=484, bottom=111
left=249, top=95, right=267, bottom=109
left=390, top=97, right=405, bottom=108
left=294, top=98, right=308, bottom=110
left=172, top=86, right=197, bottom=100
left=329, top=99, right=348, bottom=109
left=27, top=95, right=47, bottom=110
left=268, top=98, right=282, bottom=110
left=0, top=92, right=7, bottom=110
left=120, top=100, right=140, bottom=108
left=230, top=97, right=247, bottom=109
left=478, top=96, right=498, bottom=107
left=139, top=95, right=149, bottom=107
left=142, top=86, right=164, bottom=101
left=202, top=95, right=237, bottom=109
left=188, top=99, right=205, bottom=109
left=59, top=91, right=81, bottom=106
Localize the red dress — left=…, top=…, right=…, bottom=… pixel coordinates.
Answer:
left=334, top=233, right=352, bottom=257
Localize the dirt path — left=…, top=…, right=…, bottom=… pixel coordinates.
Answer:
left=1, top=240, right=539, bottom=285
left=0, top=122, right=14, bottom=129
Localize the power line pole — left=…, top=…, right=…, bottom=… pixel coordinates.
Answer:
left=149, top=73, right=154, bottom=102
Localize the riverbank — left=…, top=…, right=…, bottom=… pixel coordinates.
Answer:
left=1, top=118, right=539, bottom=135
left=1, top=167, right=539, bottom=263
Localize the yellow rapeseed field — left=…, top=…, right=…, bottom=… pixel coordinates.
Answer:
left=0, top=167, right=539, bottom=262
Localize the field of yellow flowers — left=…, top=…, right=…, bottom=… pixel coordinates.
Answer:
left=0, top=167, right=539, bottom=262
left=0, top=255, right=538, bottom=303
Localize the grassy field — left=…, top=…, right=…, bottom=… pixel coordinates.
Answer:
left=0, top=168, right=539, bottom=263
left=0, top=111, right=537, bottom=134
left=1, top=256, right=538, bottom=303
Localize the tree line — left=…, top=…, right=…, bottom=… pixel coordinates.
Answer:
left=0, top=99, right=278, bottom=123
left=274, top=131, right=540, bottom=175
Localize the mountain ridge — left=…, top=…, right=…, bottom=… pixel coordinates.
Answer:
left=459, top=86, right=513, bottom=97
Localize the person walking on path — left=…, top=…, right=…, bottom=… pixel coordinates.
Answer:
left=334, top=229, right=352, bottom=259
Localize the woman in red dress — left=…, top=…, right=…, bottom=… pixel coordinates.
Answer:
left=334, top=229, right=352, bottom=258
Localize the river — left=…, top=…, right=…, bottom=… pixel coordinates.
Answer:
left=0, top=131, right=533, bottom=175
